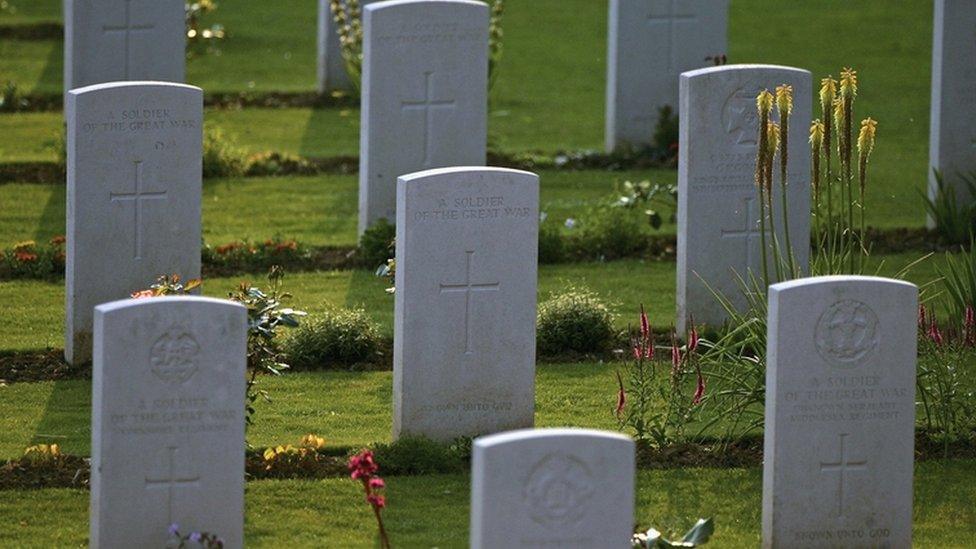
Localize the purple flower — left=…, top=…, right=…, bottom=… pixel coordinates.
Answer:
left=190, top=532, right=202, bottom=543
left=168, top=524, right=180, bottom=536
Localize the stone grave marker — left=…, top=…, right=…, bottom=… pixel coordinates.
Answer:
left=90, top=296, right=246, bottom=548
left=471, top=428, right=635, bottom=549
left=317, top=0, right=380, bottom=93
left=676, top=64, right=812, bottom=333
left=928, top=0, right=976, bottom=221
left=359, top=0, right=488, bottom=234
left=763, top=276, right=917, bottom=548
left=605, top=0, right=728, bottom=152
left=394, top=167, right=538, bottom=441
left=66, top=81, right=202, bottom=364
left=64, top=0, right=185, bottom=93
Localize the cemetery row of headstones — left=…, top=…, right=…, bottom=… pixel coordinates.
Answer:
left=89, top=273, right=918, bottom=547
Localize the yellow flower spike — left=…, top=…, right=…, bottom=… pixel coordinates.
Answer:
left=840, top=67, right=857, bottom=100
left=832, top=97, right=845, bottom=132
left=858, top=118, right=878, bottom=158
left=775, top=84, right=793, bottom=116
left=810, top=120, right=824, bottom=151
left=756, top=89, right=774, bottom=116
left=819, top=76, right=837, bottom=110
left=766, top=122, right=780, bottom=156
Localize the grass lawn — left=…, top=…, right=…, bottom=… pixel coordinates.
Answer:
left=0, top=252, right=941, bottom=352
left=1, top=461, right=975, bottom=547
left=0, top=1, right=935, bottom=228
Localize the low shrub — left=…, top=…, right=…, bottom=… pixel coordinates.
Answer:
left=538, top=220, right=567, bottom=264
left=0, top=237, right=66, bottom=280
left=202, top=237, right=309, bottom=273
left=537, top=287, right=617, bottom=356
left=368, top=436, right=466, bottom=476
left=285, top=306, right=382, bottom=369
left=202, top=126, right=248, bottom=178
left=570, top=206, right=648, bottom=260
left=359, top=218, right=395, bottom=268
left=245, top=151, right=316, bottom=177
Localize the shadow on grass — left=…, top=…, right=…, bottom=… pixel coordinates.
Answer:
left=30, top=379, right=90, bottom=455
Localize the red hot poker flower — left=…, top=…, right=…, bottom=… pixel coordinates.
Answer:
left=692, top=370, right=706, bottom=405
left=918, top=304, right=927, bottom=330
left=687, top=318, right=700, bottom=353
left=639, top=304, right=650, bottom=339
left=614, top=370, right=626, bottom=419
left=927, top=316, right=944, bottom=347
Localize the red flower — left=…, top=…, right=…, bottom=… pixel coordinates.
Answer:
left=687, top=317, right=699, bottom=353
left=632, top=343, right=642, bottom=361
left=639, top=304, right=650, bottom=339
left=348, top=450, right=379, bottom=480
left=965, top=305, right=975, bottom=346
left=927, top=316, right=944, bottom=347
left=368, top=477, right=385, bottom=489
left=670, top=338, right=681, bottom=372
left=366, top=494, right=386, bottom=509
left=14, top=251, right=37, bottom=263
left=614, top=370, right=626, bottom=419
left=692, top=370, right=706, bottom=405
left=50, top=235, right=66, bottom=246
left=130, top=289, right=155, bottom=299
left=918, top=304, right=927, bottom=330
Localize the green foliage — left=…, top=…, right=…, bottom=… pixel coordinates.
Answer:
left=285, top=306, right=381, bottom=369
left=537, top=287, right=616, bottom=356
left=572, top=205, right=648, bottom=260
left=936, top=242, right=976, bottom=323
left=633, top=518, right=715, bottom=548
left=614, top=179, right=677, bottom=230
left=0, top=81, right=27, bottom=112
left=922, top=170, right=976, bottom=246
left=537, top=221, right=567, bottom=264
left=368, top=436, right=466, bottom=476
left=185, top=0, right=226, bottom=58
left=202, top=237, right=309, bottom=273
left=359, top=218, right=395, bottom=269
left=202, top=126, right=248, bottom=178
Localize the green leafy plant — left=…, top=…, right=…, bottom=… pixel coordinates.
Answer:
left=368, top=436, right=466, bottom=476
left=537, top=287, right=616, bottom=356
left=285, top=306, right=381, bottom=369
left=202, top=126, right=248, bottom=178
left=359, top=218, right=395, bottom=269
left=202, top=237, right=308, bottom=273
left=922, top=170, right=976, bottom=246
left=616, top=306, right=704, bottom=448
left=651, top=105, right=679, bottom=161
left=260, top=434, right=329, bottom=477
left=0, top=236, right=66, bottom=280
left=572, top=204, right=648, bottom=260
left=937, top=240, right=976, bottom=322
left=633, top=518, right=714, bottom=548
left=0, top=81, right=27, bottom=112
left=916, top=305, right=976, bottom=456
left=614, top=179, right=677, bottom=230
left=330, top=0, right=505, bottom=94
left=537, top=219, right=567, bottom=263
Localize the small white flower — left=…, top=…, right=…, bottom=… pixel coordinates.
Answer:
left=564, top=218, right=576, bottom=229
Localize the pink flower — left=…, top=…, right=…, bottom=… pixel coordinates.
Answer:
left=130, top=289, right=155, bottom=299
left=643, top=341, right=654, bottom=360
left=918, top=304, right=927, bottom=330
left=367, top=494, right=386, bottom=509
left=368, top=477, right=385, bottom=489
left=348, top=450, right=379, bottom=480
left=692, top=371, right=706, bottom=405
left=965, top=305, right=975, bottom=346
left=632, top=342, right=642, bottom=361
left=614, top=370, right=626, bottom=419
left=927, top=316, right=944, bottom=347
left=670, top=338, right=681, bottom=372
left=687, top=318, right=699, bottom=353
left=639, top=304, right=650, bottom=339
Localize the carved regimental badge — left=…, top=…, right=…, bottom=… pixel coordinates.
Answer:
left=721, top=87, right=761, bottom=149
left=523, top=453, right=594, bottom=529
left=815, top=300, right=880, bottom=368
left=149, top=324, right=200, bottom=383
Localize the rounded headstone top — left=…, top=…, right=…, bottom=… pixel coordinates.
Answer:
left=474, top=428, right=633, bottom=450
left=94, top=295, right=244, bottom=316
left=769, top=275, right=918, bottom=295
left=398, top=166, right=538, bottom=185
left=681, top=63, right=810, bottom=81
left=67, top=80, right=203, bottom=98
left=366, top=0, right=489, bottom=14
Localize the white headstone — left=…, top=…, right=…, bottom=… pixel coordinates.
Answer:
left=471, top=428, right=635, bottom=549
left=90, top=296, right=246, bottom=548
left=676, top=64, right=812, bottom=333
left=359, top=0, right=488, bottom=234
left=317, top=0, right=380, bottom=93
left=928, top=0, right=976, bottom=219
left=65, top=82, right=202, bottom=364
left=394, top=167, right=538, bottom=441
left=763, top=276, right=917, bottom=548
left=64, top=0, right=186, bottom=93
left=605, top=0, right=728, bottom=152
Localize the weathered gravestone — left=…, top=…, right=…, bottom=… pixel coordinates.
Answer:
left=605, top=0, right=728, bottom=152
left=394, top=167, right=538, bottom=441
left=470, top=428, right=635, bottom=549
left=64, top=0, right=186, bottom=93
left=66, top=82, right=202, bottom=364
left=928, top=0, right=976, bottom=222
left=317, top=0, right=380, bottom=93
left=359, top=0, right=488, bottom=235
left=90, top=296, right=246, bottom=548
left=763, top=276, right=917, bottom=548
left=676, top=64, right=811, bottom=334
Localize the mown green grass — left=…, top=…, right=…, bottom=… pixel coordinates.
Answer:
left=1, top=461, right=975, bottom=547
left=0, top=170, right=663, bottom=247
left=0, top=252, right=941, bottom=352
left=0, top=1, right=935, bottom=228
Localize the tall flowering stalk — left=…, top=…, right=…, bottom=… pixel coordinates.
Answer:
left=839, top=68, right=858, bottom=271
left=857, top=117, right=878, bottom=270
left=810, top=120, right=825, bottom=244
left=775, top=85, right=797, bottom=275
left=754, top=90, right=774, bottom=287
left=348, top=450, right=391, bottom=549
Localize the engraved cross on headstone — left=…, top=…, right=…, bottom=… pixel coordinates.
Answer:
left=102, top=0, right=156, bottom=79
left=647, top=0, right=698, bottom=73
left=439, top=250, right=499, bottom=355
left=819, top=433, right=867, bottom=518
left=145, top=446, right=201, bottom=526
left=110, top=160, right=167, bottom=260
left=721, top=196, right=766, bottom=274
left=400, top=71, right=456, bottom=168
